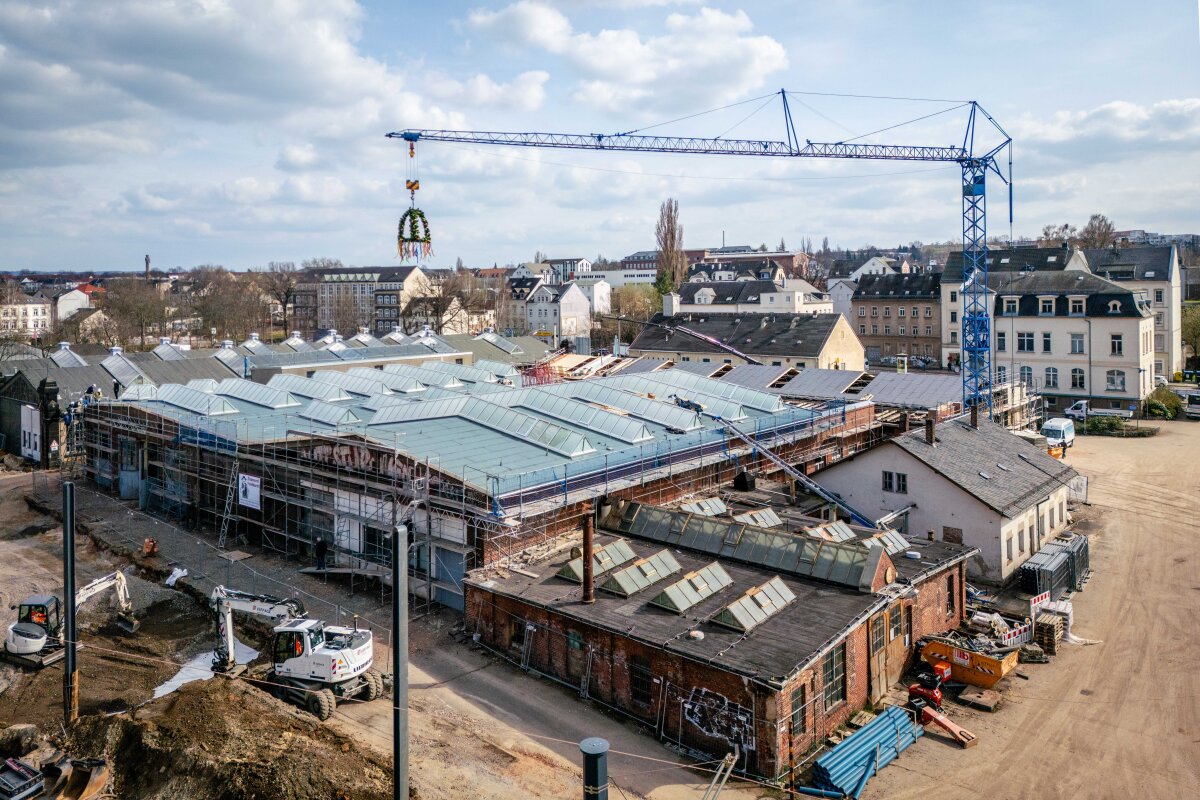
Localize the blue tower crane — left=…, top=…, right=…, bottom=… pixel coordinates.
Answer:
left=388, top=90, right=1011, bottom=415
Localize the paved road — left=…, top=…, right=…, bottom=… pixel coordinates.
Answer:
left=864, top=422, right=1200, bottom=799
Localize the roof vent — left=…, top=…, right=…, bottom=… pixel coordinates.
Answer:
left=333, top=334, right=344, bottom=342
left=221, top=340, right=234, bottom=349
left=291, top=330, right=301, bottom=339
left=250, top=332, right=260, bottom=341
left=159, top=336, right=171, bottom=345
left=109, top=346, right=123, bottom=355
left=58, top=342, right=70, bottom=351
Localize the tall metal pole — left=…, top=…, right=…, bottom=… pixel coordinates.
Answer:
left=580, top=737, right=609, bottom=800
left=62, top=480, right=78, bottom=725
left=392, top=517, right=408, bottom=799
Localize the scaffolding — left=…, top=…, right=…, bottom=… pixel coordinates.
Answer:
left=78, top=390, right=879, bottom=613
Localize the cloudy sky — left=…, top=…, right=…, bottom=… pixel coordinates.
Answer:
left=1, top=0, right=1197, bottom=272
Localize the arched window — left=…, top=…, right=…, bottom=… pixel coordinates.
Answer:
left=1107, top=300, right=1122, bottom=314
left=996, top=365, right=1008, bottom=384
left=1106, top=369, right=1126, bottom=392
left=1019, top=366, right=1033, bottom=385
left=1045, top=367, right=1059, bottom=389
left=1071, top=368, right=1086, bottom=389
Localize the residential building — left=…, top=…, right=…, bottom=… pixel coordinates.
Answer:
left=694, top=247, right=811, bottom=277
left=51, top=287, right=92, bottom=326
left=939, top=246, right=1089, bottom=368
left=850, top=273, right=941, bottom=364
left=829, top=279, right=856, bottom=321
left=1084, top=245, right=1183, bottom=377
left=619, top=250, right=659, bottom=272
left=466, top=497, right=973, bottom=785
left=826, top=256, right=912, bottom=291
left=817, top=417, right=1077, bottom=584
left=511, top=262, right=558, bottom=283
left=628, top=310, right=865, bottom=371
left=570, top=277, right=612, bottom=316
left=666, top=280, right=833, bottom=316
left=594, top=266, right=659, bottom=289
left=291, top=266, right=427, bottom=339
left=685, top=259, right=786, bottom=283
left=525, top=281, right=592, bottom=338
left=990, top=271, right=1154, bottom=412
left=0, top=289, right=52, bottom=338
left=544, top=257, right=593, bottom=284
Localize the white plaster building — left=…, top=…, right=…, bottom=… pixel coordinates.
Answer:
left=524, top=282, right=592, bottom=337
left=816, top=418, right=1076, bottom=584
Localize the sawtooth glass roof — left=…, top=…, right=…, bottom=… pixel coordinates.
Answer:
left=215, top=378, right=301, bottom=409
left=154, top=384, right=237, bottom=416
left=600, top=549, right=681, bottom=597
left=266, top=374, right=353, bottom=402
left=557, top=539, right=637, bottom=582
left=649, top=562, right=734, bottom=613
left=712, top=577, right=797, bottom=632
left=311, top=370, right=394, bottom=397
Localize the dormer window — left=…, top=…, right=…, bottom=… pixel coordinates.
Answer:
left=1003, top=298, right=1018, bottom=316
left=1069, top=298, right=1085, bottom=316
left=1039, top=297, right=1055, bottom=315
left=1108, top=300, right=1122, bottom=314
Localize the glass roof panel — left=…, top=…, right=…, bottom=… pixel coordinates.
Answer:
left=216, top=378, right=301, bottom=409
left=297, top=399, right=361, bottom=426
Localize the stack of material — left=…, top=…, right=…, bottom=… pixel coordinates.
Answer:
left=1019, top=545, right=1073, bottom=599
left=812, top=705, right=923, bottom=796
left=1058, top=533, right=1090, bottom=590
left=1035, top=613, right=1063, bottom=655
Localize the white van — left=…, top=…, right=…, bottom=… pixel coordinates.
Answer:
left=1041, top=418, right=1075, bottom=449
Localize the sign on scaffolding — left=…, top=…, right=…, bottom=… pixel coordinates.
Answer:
left=238, top=473, right=261, bottom=510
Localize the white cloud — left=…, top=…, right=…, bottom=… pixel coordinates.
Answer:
left=425, top=70, right=550, bottom=112
left=469, top=2, right=788, bottom=113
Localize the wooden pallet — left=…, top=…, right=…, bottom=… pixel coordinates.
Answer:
left=1035, top=613, right=1063, bottom=655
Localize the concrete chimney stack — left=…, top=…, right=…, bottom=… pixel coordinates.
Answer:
left=970, top=402, right=979, bottom=429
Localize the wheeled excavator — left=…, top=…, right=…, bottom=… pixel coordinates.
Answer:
left=3, top=571, right=140, bottom=669
left=209, top=585, right=384, bottom=720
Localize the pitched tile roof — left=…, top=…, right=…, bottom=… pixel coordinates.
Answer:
left=677, top=280, right=779, bottom=305
left=1083, top=245, right=1175, bottom=281
left=852, top=272, right=941, bottom=299
left=629, top=312, right=843, bottom=359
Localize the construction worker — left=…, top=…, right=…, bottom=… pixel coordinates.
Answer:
left=30, top=607, right=47, bottom=626
left=314, top=538, right=328, bottom=572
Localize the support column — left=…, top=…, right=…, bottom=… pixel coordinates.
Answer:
left=63, top=480, right=78, bottom=725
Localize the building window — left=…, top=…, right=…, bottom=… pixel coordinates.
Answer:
left=1106, top=369, right=1126, bottom=392
left=1110, top=334, right=1123, bottom=356
left=911, top=306, right=919, bottom=318
left=1071, top=368, right=1086, bottom=389
left=950, top=311, right=958, bottom=323
left=1019, top=525, right=1026, bottom=553
left=889, top=605, right=903, bottom=640
left=1070, top=333, right=1085, bottom=354
left=946, top=574, right=956, bottom=615
left=1018, top=332, right=1034, bottom=352
left=884, top=307, right=892, bottom=317
left=950, top=290, right=958, bottom=303
left=899, top=325, right=906, bottom=335
left=1069, top=298, right=1084, bottom=315
left=1108, top=300, right=1122, bottom=314
left=1042, top=332, right=1052, bottom=353
left=858, top=325, right=866, bottom=334
left=996, top=331, right=1006, bottom=352
left=1003, top=298, right=1018, bottom=315
left=884, top=325, right=892, bottom=335
left=870, top=616, right=886, bottom=655
left=821, top=646, right=846, bottom=710
left=951, top=331, right=958, bottom=344
left=858, top=307, right=866, bottom=317
left=1155, top=312, right=1164, bottom=328
left=924, top=306, right=932, bottom=317
left=882, top=471, right=906, bottom=493
left=790, top=685, right=807, bottom=734
left=1039, top=297, right=1055, bottom=315
left=629, top=656, right=653, bottom=705
left=1006, top=535, right=1014, bottom=563
left=871, top=306, right=878, bottom=317
left=1020, top=365, right=1033, bottom=385
left=1045, top=367, right=1059, bottom=388
left=1154, top=289, right=1164, bottom=304
left=871, top=325, right=878, bottom=335
left=898, top=307, right=906, bottom=317
left=997, top=365, right=1007, bottom=384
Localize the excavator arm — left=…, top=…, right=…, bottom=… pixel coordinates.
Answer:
left=209, top=586, right=306, bottom=672
left=74, top=571, right=139, bottom=633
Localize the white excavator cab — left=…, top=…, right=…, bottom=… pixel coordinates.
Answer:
left=270, top=618, right=373, bottom=684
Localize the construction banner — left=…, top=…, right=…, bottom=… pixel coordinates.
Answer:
left=238, top=474, right=261, bottom=510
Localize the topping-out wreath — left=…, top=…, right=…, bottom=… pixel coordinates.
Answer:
left=397, top=207, right=432, bottom=262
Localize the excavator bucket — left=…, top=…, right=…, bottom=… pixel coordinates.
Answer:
left=116, top=613, right=140, bottom=634
left=51, top=758, right=110, bottom=800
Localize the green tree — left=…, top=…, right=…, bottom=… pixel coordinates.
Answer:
left=654, top=197, right=685, bottom=293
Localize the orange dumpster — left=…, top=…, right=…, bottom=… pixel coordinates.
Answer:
left=921, top=640, right=1018, bottom=689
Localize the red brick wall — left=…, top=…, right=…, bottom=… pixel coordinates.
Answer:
left=909, top=561, right=966, bottom=643
left=466, top=582, right=878, bottom=783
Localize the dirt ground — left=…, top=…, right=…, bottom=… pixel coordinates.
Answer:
left=863, top=421, right=1200, bottom=800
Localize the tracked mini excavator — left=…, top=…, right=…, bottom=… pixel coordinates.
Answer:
left=3, top=571, right=140, bottom=669
left=209, top=585, right=384, bottom=720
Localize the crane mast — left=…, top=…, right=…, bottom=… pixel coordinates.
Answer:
left=389, top=90, right=1011, bottom=415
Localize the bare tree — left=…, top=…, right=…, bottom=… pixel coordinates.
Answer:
left=98, top=277, right=169, bottom=349
left=654, top=197, right=685, bottom=294
left=184, top=267, right=270, bottom=342
left=301, top=257, right=344, bottom=271
left=401, top=271, right=486, bottom=334
left=1078, top=214, right=1117, bottom=249
left=1038, top=223, right=1078, bottom=247
left=532, top=250, right=548, bottom=264
left=261, top=261, right=298, bottom=334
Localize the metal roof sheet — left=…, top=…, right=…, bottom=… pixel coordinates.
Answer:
left=266, top=374, right=353, bottom=402
left=311, top=370, right=394, bottom=397
left=154, top=384, right=238, bottom=416
left=548, top=382, right=703, bottom=431
left=297, top=399, right=362, bottom=426
left=215, top=378, right=302, bottom=409
left=640, top=369, right=785, bottom=413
